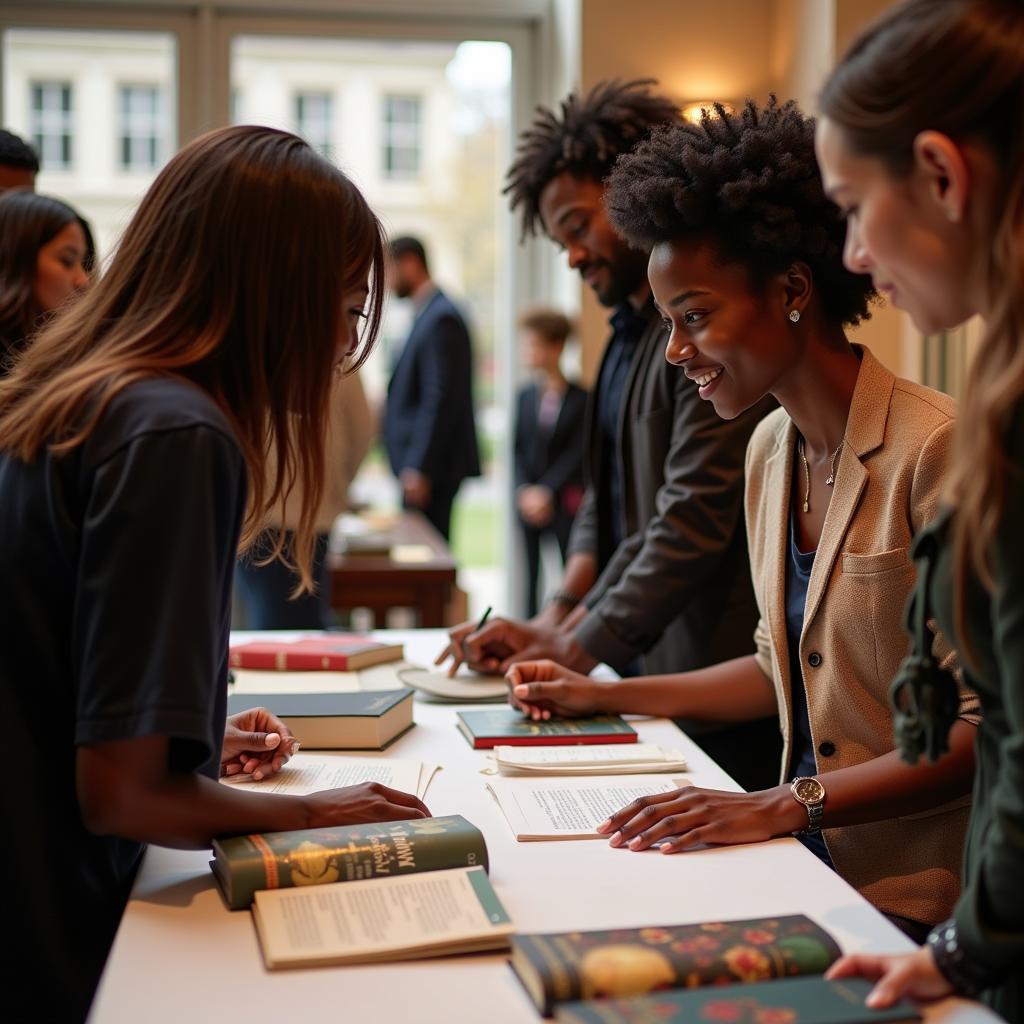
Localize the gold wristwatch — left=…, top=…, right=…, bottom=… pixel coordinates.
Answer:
left=790, top=776, right=826, bottom=835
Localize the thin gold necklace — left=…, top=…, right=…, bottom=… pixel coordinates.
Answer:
left=798, top=436, right=844, bottom=513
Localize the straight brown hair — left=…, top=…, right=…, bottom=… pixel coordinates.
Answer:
left=0, top=124, right=385, bottom=591
left=821, top=0, right=1024, bottom=648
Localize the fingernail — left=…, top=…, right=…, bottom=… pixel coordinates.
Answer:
left=866, top=990, right=883, bottom=1008
left=514, top=685, right=527, bottom=695
left=265, top=732, right=280, bottom=747
left=608, top=831, right=623, bottom=847
left=595, top=819, right=612, bottom=833
left=628, top=836, right=643, bottom=849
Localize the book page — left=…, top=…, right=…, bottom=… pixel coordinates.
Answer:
left=253, top=866, right=513, bottom=967
left=494, top=743, right=687, bottom=774
left=229, top=662, right=416, bottom=695
left=222, top=753, right=423, bottom=798
left=487, top=775, right=691, bottom=840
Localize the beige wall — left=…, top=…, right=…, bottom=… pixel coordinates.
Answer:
left=574, top=0, right=918, bottom=385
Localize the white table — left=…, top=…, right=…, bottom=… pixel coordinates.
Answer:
left=90, top=631, right=996, bottom=1022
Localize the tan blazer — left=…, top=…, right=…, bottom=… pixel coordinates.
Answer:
left=266, top=370, right=374, bottom=534
left=745, top=347, right=979, bottom=926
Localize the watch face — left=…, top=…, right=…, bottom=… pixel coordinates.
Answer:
left=793, top=777, right=825, bottom=804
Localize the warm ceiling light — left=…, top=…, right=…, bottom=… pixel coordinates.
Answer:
left=682, top=100, right=736, bottom=124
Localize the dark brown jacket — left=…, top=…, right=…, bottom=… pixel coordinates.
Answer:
left=571, top=300, right=773, bottom=677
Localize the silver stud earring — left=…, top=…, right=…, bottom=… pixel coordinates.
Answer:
left=788, top=309, right=801, bottom=323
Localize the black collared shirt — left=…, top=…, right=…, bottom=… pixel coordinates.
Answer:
left=597, top=302, right=648, bottom=548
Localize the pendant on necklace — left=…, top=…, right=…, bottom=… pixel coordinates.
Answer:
left=803, top=499, right=809, bottom=513
left=825, top=474, right=834, bottom=486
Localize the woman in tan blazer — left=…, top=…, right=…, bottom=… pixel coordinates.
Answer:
left=505, top=98, right=978, bottom=939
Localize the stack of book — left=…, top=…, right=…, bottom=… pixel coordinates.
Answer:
left=211, top=815, right=513, bottom=968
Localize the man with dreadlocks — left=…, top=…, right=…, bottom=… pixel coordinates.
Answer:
left=441, top=80, right=779, bottom=791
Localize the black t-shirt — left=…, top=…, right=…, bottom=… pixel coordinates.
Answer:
left=0, top=377, right=246, bottom=1021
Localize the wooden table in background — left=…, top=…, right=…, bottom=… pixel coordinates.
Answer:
left=327, top=510, right=458, bottom=627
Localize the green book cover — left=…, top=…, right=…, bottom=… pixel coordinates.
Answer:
left=456, top=709, right=637, bottom=748
left=553, top=976, right=921, bottom=1023
left=211, top=813, right=488, bottom=910
left=511, top=916, right=842, bottom=1016
left=226, top=689, right=413, bottom=718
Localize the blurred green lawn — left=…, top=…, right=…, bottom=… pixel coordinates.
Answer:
left=451, top=501, right=500, bottom=568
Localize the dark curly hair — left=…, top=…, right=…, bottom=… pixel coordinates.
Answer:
left=504, top=79, right=681, bottom=240
left=606, top=97, right=875, bottom=327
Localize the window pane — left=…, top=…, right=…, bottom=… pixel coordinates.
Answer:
left=3, top=28, right=177, bottom=260
left=119, top=84, right=166, bottom=171
left=294, top=90, right=334, bottom=159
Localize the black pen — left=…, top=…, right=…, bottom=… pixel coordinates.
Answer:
left=473, top=605, right=493, bottom=634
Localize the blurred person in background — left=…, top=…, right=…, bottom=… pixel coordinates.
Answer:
left=235, top=368, right=374, bottom=629
left=514, top=306, right=587, bottom=616
left=0, top=129, right=38, bottom=192
left=383, top=235, right=480, bottom=541
left=0, top=189, right=94, bottom=374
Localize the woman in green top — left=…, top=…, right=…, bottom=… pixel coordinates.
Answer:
left=813, top=0, right=1024, bottom=1019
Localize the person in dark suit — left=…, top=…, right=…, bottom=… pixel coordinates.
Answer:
left=384, top=236, right=480, bottom=540
left=514, top=307, right=587, bottom=616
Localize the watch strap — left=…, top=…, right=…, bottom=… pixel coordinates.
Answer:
left=927, top=918, right=1000, bottom=997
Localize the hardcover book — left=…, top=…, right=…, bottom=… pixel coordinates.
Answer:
left=226, top=688, right=414, bottom=750
left=456, top=709, right=637, bottom=749
left=511, top=916, right=842, bottom=1016
left=228, top=633, right=404, bottom=671
left=253, top=865, right=514, bottom=968
left=211, top=813, right=488, bottom=910
left=553, top=976, right=921, bottom=1023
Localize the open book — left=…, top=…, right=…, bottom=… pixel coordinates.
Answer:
left=486, top=775, right=691, bottom=840
left=254, top=865, right=513, bottom=968
left=512, top=916, right=918, bottom=1022
left=220, top=752, right=439, bottom=802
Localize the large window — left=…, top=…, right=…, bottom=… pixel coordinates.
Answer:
left=118, top=84, right=165, bottom=171
left=382, top=93, right=421, bottom=180
left=30, top=80, right=72, bottom=169
left=3, top=28, right=177, bottom=259
left=294, top=90, right=333, bottom=159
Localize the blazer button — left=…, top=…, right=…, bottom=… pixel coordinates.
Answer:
left=818, top=741, right=836, bottom=757
left=808, top=652, right=822, bottom=668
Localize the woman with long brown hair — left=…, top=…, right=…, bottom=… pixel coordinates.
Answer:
left=813, top=0, right=1024, bottom=1018
left=0, top=188, right=93, bottom=371
left=0, top=125, right=428, bottom=1023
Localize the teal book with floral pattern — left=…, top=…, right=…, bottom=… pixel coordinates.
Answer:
left=510, top=916, right=842, bottom=1017
left=553, top=976, right=920, bottom=1023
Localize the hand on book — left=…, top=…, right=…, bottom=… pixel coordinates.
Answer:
left=595, top=784, right=806, bottom=852
left=306, top=781, right=430, bottom=827
left=825, top=946, right=952, bottom=1009
left=505, top=660, right=611, bottom=720
left=221, top=707, right=300, bottom=781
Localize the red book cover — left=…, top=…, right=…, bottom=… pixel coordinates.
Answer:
left=229, top=634, right=404, bottom=671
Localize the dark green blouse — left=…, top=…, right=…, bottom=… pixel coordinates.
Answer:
left=914, top=401, right=1024, bottom=1022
